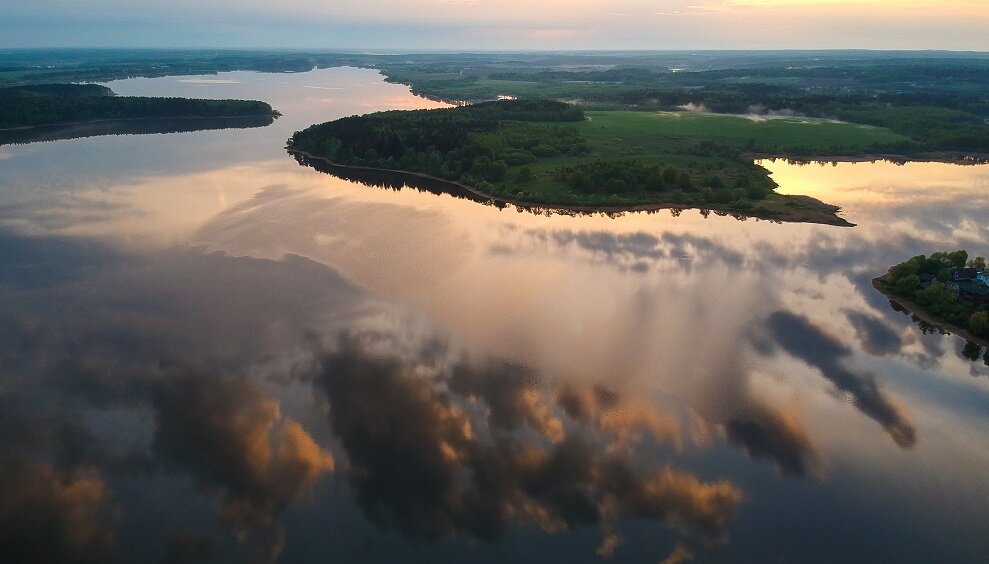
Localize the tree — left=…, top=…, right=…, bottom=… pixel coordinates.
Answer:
left=515, top=167, right=533, bottom=184
left=968, top=256, right=987, bottom=271
left=948, top=250, right=969, bottom=269
left=676, top=171, right=693, bottom=190
left=970, top=311, right=989, bottom=337
left=914, top=283, right=957, bottom=313
left=890, top=261, right=919, bottom=283
left=894, top=274, right=920, bottom=297
left=961, top=340, right=983, bottom=361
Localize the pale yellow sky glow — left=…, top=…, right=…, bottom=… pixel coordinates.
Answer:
left=0, top=0, right=986, bottom=48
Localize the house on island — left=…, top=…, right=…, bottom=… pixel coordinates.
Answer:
left=950, top=266, right=989, bottom=305
left=953, top=267, right=979, bottom=282
left=959, top=283, right=989, bottom=306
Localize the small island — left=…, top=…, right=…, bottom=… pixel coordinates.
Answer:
left=0, top=83, right=280, bottom=143
left=287, top=100, right=853, bottom=225
left=874, top=250, right=989, bottom=346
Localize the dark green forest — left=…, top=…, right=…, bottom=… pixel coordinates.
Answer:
left=0, top=83, right=279, bottom=129
left=288, top=100, right=588, bottom=186
left=879, top=251, right=989, bottom=338
left=0, top=83, right=114, bottom=98
left=287, top=100, right=798, bottom=217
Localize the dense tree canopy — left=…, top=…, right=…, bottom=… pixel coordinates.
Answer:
left=882, top=250, right=989, bottom=337
left=0, top=84, right=278, bottom=129
left=288, top=100, right=587, bottom=184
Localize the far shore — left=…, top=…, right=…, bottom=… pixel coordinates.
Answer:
left=872, top=276, right=989, bottom=348
left=0, top=113, right=280, bottom=133
left=288, top=149, right=854, bottom=226
left=751, top=152, right=989, bottom=166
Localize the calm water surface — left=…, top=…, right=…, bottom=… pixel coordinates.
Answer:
left=1, top=68, right=988, bottom=563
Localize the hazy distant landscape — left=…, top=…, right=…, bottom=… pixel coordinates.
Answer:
left=6, top=49, right=987, bottom=223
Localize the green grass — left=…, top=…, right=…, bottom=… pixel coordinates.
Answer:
left=475, top=110, right=907, bottom=212
left=577, top=111, right=911, bottom=154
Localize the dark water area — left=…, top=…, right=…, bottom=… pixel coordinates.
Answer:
left=0, top=114, right=276, bottom=146
left=1, top=67, right=988, bottom=564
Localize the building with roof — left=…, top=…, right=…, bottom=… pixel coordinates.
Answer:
left=959, top=283, right=989, bottom=306
left=953, top=267, right=979, bottom=282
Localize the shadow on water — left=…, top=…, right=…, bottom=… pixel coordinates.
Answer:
left=0, top=115, right=276, bottom=146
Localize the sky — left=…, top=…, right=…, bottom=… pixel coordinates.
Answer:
left=1, top=0, right=987, bottom=51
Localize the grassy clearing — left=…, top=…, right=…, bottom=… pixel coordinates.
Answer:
left=484, top=110, right=905, bottom=216
left=578, top=111, right=911, bottom=154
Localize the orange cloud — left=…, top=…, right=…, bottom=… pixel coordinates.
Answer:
left=0, top=463, right=113, bottom=563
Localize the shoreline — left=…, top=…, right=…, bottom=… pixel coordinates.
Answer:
left=0, top=113, right=280, bottom=133
left=872, top=276, right=989, bottom=348
left=751, top=151, right=989, bottom=166
left=288, top=149, right=853, bottom=226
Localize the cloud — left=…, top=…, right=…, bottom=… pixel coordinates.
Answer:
left=0, top=229, right=353, bottom=562
left=151, top=365, right=335, bottom=562
left=661, top=543, right=696, bottom=564
left=0, top=461, right=112, bottom=564
left=764, top=311, right=917, bottom=448
left=314, top=336, right=743, bottom=557
left=557, top=384, right=683, bottom=451
left=2, top=0, right=986, bottom=49
left=724, top=401, right=821, bottom=478
left=844, top=310, right=903, bottom=357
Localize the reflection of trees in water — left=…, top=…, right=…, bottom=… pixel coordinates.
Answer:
left=960, top=340, right=989, bottom=368
left=888, top=300, right=989, bottom=367
left=292, top=151, right=762, bottom=222
left=0, top=115, right=276, bottom=146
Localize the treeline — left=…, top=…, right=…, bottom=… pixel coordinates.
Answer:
left=554, top=159, right=769, bottom=203
left=288, top=100, right=585, bottom=184
left=389, top=63, right=989, bottom=153
left=661, top=64, right=989, bottom=93
left=0, top=83, right=113, bottom=98
left=883, top=251, right=989, bottom=337
left=584, top=85, right=989, bottom=153
left=0, top=115, right=276, bottom=146
left=615, top=85, right=986, bottom=116
left=0, top=94, right=279, bottom=129
left=488, top=68, right=669, bottom=84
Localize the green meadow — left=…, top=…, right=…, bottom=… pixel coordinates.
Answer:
left=577, top=111, right=911, bottom=155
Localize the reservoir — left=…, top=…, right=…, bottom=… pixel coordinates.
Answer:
left=1, top=67, right=987, bottom=563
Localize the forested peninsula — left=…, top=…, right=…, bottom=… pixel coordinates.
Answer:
left=288, top=100, right=851, bottom=224
left=874, top=251, right=989, bottom=346
left=0, top=83, right=279, bottom=130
